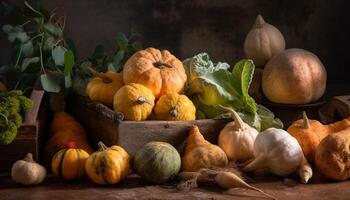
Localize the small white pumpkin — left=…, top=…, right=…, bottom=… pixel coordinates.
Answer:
left=218, top=106, right=258, bottom=162
left=244, top=14, right=285, bottom=67
left=243, top=128, right=303, bottom=176
left=11, top=153, right=46, bottom=185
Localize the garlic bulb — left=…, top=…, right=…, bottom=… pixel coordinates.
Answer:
left=11, top=153, right=46, bottom=185
left=244, top=14, right=285, bottom=67
left=218, top=106, right=258, bottom=162
left=243, top=128, right=303, bottom=176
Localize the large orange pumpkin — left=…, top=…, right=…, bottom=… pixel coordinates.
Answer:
left=123, top=47, right=187, bottom=99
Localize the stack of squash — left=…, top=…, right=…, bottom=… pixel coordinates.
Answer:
left=86, top=47, right=196, bottom=121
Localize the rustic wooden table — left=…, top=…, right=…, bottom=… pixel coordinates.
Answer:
left=1, top=173, right=349, bottom=200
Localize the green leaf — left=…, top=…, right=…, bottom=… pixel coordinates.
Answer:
left=21, top=57, right=39, bottom=72
left=91, top=45, right=105, bottom=60
left=184, top=53, right=283, bottom=131
left=40, top=73, right=63, bottom=93
left=43, top=22, right=62, bottom=38
left=112, top=50, right=124, bottom=66
left=21, top=41, right=34, bottom=57
left=52, top=46, right=66, bottom=66
left=79, top=61, right=92, bottom=69
left=64, top=37, right=76, bottom=56
left=63, top=50, right=74, bottom=75
left=116, top=33, right=128, bottom=49
left=43, top=35, right=55, bottom=52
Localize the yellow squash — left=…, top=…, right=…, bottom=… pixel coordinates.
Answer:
left=85, top=142, right=130, bottom=185
left=113, top=83, right=155, bottom=121
left=86, top=68, right=124, bottom=107
left=51, top=142, right=90, bottom=181
left=154, top=93, right=196, bottom=121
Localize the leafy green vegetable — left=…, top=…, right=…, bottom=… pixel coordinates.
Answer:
left=184, top=53, right=283, bottom=131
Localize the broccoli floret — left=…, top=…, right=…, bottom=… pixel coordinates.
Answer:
left=0, top=122, right=18, bottom=145
left=9, top=113, right=22, bottom=127
left=17, top=95, right=33, bottom=112
left=0, top=90, right=33, bottom=145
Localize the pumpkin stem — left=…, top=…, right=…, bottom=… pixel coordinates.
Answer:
left=218, top=105, right=245, bottom=129
left=255, top=14, right=265, bottom=27
left=24, top=153, right=34, bottom=162
left=153, top=62, right=172, bottom=69
left=302, top=111, right=310, bottom=129
left=98, top=141, right=108, bottom=151
left=169, top=107, right=179, bottom=117
left=88, top=67, right=112, bottom=83
left=136, top=96, right=155, bottom=106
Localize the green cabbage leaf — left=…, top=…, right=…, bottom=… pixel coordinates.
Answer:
left=184, top=53, right=283, bottom=131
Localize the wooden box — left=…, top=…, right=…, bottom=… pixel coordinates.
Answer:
left=0, top=90, right=47, bottom=172
left=72, top=96, right=229, bottom=156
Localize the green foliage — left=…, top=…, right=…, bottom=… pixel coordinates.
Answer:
left=0, top=1, right=75, bottom=93
left=72, top=30, right=142, bottom=96
left=184, top=53, right=283, bottom=131
left=0, top=90, right=33, bottom=145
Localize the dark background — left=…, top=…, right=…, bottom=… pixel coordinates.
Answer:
left=1, top=0, right=350, bottom=86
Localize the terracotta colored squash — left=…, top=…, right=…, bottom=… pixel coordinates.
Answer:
left=113, top=83, right=155, bottom=121
left=244, top=15, right=285, bottom=67
left=0, top=81, right=6, bottom=92
left=51, top=142, right=90, bottom=181
left=315, top=127, right=350, bottom=181
left=182, top=126, right=228, bottom=172
left=85, top=142, right=130, bottom=185
left=50, top=112, right=85, bottom=135
left=154, top=93, right=196, bottom=121
left=86, top=67, right=124, bottom=107
left=134, top=141, right=181, bottom=184
left=287, top=111, right=350, bottom=162
left=44, top=112, right=93, bottom=165
left=262, top=48, right=327, bottom=104
left=123, top=47, right=187, bottom=99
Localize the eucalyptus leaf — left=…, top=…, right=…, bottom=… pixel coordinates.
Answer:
left=21, top=41, right=34, bottom=57
left=112, top=50, right=124, bottom=66
left=116, top=33, right=128, bottom=49
left=40, top=73, right=63, bottom=93
left=21, top=57, right=39, bottom=72
left=63, top=50, right=74, bottom=75
left=79, top=61, right=92, bottom=69
left=52, top=46, right=66, bottom=66
left=43, top=35, right=55, bottom=52
left=91, top=45, right=104, bottom=60
left=43, top=22, right=62, bottom=38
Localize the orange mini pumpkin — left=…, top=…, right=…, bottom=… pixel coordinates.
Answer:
left=123, top=47, right=187, bottom=99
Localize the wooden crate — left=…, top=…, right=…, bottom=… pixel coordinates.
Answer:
left=72, top=96, right=229, bottom=156
left=0, top=90, right=47, bottom=172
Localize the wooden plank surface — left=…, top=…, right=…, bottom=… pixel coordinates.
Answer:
left=0, top=173, right=349, bottom=200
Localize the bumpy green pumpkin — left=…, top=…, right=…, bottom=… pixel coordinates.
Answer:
left=134, top=141, right=181, bottom=184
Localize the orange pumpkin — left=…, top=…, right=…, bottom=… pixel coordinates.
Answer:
left=123, top=47, right=187, bottom=99
left=50, top=112, right=85, bottom=135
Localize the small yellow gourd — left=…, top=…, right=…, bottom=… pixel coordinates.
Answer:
left=113, top=83, right=155, bottom=121
left=154, top=93, right=196, bottom=121
left=51, top=142, right=90, bottom=181
left=182, top=126, right=228, bottom=172
left=85, top=142, right=130, bottom=185
left=86, top=67, right=124, bottom=107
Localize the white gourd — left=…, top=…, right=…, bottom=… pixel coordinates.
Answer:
left=243, top=128, right=303, bottom=176
left=11, top=153, right=46, bottom=185
left=218, top=106, right=258, bottom=162
left=244, top=14, right=285, bottom=67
